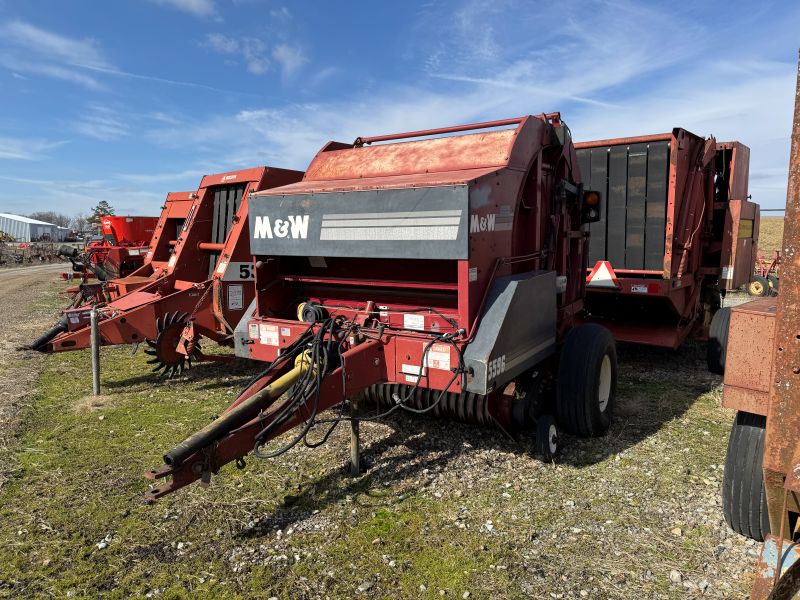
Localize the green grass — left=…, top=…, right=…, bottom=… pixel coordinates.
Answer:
left=0, top=287, right=752, bottom=599
left=0, top=344, right=517, bottom=599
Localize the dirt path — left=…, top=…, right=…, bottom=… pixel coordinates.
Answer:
left=0, top=263, right=66, bottom=488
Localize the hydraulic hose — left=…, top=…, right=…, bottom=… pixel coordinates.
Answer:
left=162, top=352, right=314, bottom=467
left=29, top=315, right=69, bottom=352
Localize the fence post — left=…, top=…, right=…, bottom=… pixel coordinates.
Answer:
left=90, top=308, right=100, bottom=395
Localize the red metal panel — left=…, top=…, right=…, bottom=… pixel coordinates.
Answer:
left=199, top=166, right=268, bottom=188
left=722, top=298, right=777, bottom=416
left=718, top=140, right=751, bottom=202
left=100, top=216, right=158, bottom=245
left=305, top=130, right=515, bottom=182
left=245, top=167, right=500, bottom=196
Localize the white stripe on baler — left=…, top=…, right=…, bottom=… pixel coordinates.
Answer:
left=322, top=217, right=461, bottom=228
left=323, top=209, right=462, bottom=220
left=320, top=225, right=460, bottom=241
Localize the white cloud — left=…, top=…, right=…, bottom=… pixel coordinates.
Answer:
left=205, top=33, right=239, bottom=55
left=272, top=44, right=306, bottom=78
left=0, top=137, right=68, bottom=160
left=73, top=105, right=129, bottom=141
left=1, top=20, right=108, bottom=68
left=0, top=19, right=240, bottom=93
left=0, top=172, right=189, bottom=215
left=0, top=20, right=108, bottom=89
left=203, top=33, right=270, bottom=75
left=151, top=0, right=216, bottom=17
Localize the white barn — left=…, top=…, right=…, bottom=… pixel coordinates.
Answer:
left=0, top=213, right=67, bottom=242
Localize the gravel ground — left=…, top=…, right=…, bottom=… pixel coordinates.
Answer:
left=0, top=267, right=761, bottom=598
left=0, top=263, right=67, bottom=489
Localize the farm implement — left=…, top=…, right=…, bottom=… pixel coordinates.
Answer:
left=30, top=166, right=303, bottom=376
left=576, top=133, right=759, bottom=349
left=729, top=54, right=800, bottom=600
left=144, top=114, right=618, bottom=500
left=58, top=214, right=159, bottom=287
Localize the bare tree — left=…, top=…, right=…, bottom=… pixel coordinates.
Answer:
left=70, top=213, right=90, bottom=234
left=28, top=211, right=70, bottom=227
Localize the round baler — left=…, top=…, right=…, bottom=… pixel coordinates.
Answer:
left=145, top=114, right=617, bottom=500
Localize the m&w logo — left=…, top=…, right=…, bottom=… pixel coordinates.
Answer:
left=254, top=215, right=309, bottom=239
left=470, top=213, right=496, bottom=233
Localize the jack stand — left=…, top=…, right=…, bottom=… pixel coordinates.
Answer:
left=350, top=402, right=360, bottom=476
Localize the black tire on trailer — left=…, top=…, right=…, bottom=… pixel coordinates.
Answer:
left=748, top=275, right=769, bottom=297
left=707, top=306, right=731, bottom=375
left=723, top=411, right=770, bottom=542
left=768, top=274, right=779, bottom=295
left=556, top=324, right=617, bottom=437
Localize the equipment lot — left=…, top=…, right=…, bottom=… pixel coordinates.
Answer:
left=0, top=269, right=766, bottom=599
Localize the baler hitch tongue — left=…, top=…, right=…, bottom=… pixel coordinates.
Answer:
left=145, top=350, right=318, bottom=499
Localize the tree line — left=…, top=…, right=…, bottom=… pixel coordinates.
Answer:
left=27, top=200, right=115, bottom=233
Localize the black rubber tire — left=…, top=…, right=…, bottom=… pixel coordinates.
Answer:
left=556, top=324, right=617, bottom=437
left=768, top=274, right=779, bottom=295
left=748, top=275, right=769, bottom=297
left=723, top=411, right=770, bottom=541
left=707, top=307, right=731, bottom=375
left=536, top=414, right=558, bottom=461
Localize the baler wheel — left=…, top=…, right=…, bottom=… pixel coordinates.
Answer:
left=722, top=411, right=770, bottom=541
left=556, top=324, right=617, bottom=437
left=748, top=275, right=769, bottom=297
left=143, top=311, right=195, bottom=378
left=536, top=414, right=558, bottom=461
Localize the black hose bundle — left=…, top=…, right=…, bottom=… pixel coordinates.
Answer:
left=251, top=319, right=467, bottom=461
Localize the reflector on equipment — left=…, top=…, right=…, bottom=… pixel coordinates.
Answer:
left=586, top=261, right=620, bottom=289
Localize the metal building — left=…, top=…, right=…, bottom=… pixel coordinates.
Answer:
left=0, top=213, right=67, bottom=242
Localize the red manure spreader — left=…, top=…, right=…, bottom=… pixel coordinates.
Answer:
left=145, top=114, right=618, bottom=500
left=30, top=167, right=303, bottom=376
left=58, top=215, right=159, bottom=284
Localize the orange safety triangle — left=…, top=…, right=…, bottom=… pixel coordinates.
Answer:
left=586, top=261, right=621, bottom=289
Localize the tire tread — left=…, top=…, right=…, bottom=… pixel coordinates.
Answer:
left=723, top=411, right=769, bottom=541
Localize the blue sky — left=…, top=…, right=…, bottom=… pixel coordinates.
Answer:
left=0, top=0, right=798, bottom=217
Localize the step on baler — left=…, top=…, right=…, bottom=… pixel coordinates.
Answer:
left=575, top=132, right=759, bottom=349
left=145, top=114, right=618, bottom=500
left=30, top=167, right=304, bottom=376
